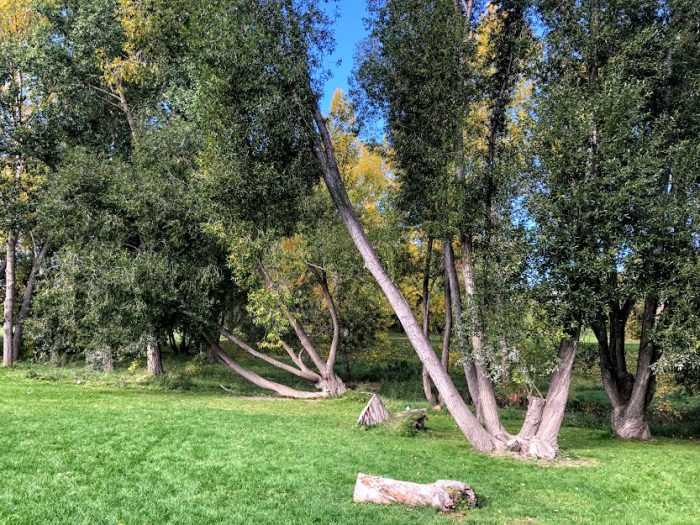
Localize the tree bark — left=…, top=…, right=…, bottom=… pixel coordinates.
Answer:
left=221, top=328, right=321, bottom=382
left=313, top=108, right=496, bottom=453
left=203, top=333, right=328, bottom=399
left=12, top=242, right=49, bottom=362
left=526, top=339, right=577, bottom=459
left=596, top=297, right=658, bottom=439
left=442, top=240, right=482, bottom=414
left=353, top=473, right=477, bottom=512
left=460, top=235, right=510, bottom=440
left=146, top=334, right=164, bottom=377
left=3, top=236, right=16, bottom=367
left=441, top=272, right=452, bottom=372
left=420, top=237, right=438, bottom=406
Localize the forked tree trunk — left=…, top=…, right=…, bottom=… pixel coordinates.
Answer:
left=3, top=236, right=16, bottom=367
left=258, top=261, right=347, bottom=396
left=313, top=108, right=496, bottom=453
left=12, top=242, right=49, bottom=362
left=146, top=334, right=164, bottom=377
left=203, top=333, right=328, bottom=399
left=596, top=297, right=658, bottom=439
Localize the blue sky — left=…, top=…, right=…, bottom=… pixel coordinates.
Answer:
left=319, top=0, right=370, bottom=113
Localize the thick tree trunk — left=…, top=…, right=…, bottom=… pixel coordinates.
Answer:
left=353, top=473, right=477, bottom=512
left=527, top=339, right=577, bottom=458
left=515, top=395, right=546, bottom=441
left=203, top=333, right=328, bottom=399
left=420, top=237, right=438, bottom=406
left=313, top=108, right=496, bottom=453
left=146, top=334, right=164, bottom=377
left=3, top=236, right=16, bottom=367
left=597, top=298, right=657, bottom=439
left=12, top=242, right=49, bottom=362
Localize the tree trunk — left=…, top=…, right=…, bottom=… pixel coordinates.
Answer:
left=442, top=240, right=481, bottom=414
left=353, top=473, right=477, bottom=512
left=460, top=235, right=509, bottom=440
left=441, top=272, right=451, bottom=372
left=146, top=334, right=164, bottom=377
left=203, top=333, right=328, bottom=399
left=526, top=338, right=577, bottom=458
left=311, top=265, right=348, bottom=396
left=597, top=298, right=658, bottom=439
left=313, top=108, right=496, bottom=453
left=12, top=242, right=49, bottom=362
left=3, top=236, right=16, bottom=367
left=421, top=237, right=438, bottom=406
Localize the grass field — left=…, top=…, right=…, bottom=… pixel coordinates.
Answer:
left=1, top=347, right=699, bottom=525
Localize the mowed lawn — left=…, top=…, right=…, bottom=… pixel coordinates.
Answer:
left=1, top=363, right=698, bottom=525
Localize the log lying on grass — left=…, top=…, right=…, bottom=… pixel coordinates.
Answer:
left=353, top=473, right=477, bottom=512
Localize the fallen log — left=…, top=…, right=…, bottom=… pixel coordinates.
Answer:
left=353, top=473, right=477, bottom=512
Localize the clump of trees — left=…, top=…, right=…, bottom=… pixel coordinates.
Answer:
left=1, top=0, right=697, bottom=458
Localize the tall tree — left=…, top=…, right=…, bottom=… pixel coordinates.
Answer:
left=532, top=0, right=699, bottom=438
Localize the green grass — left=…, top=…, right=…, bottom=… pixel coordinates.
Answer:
left=1, top=356, right=699, bottom=525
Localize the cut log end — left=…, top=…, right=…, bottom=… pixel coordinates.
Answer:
left=357, top=394, right=391, bottom=426
left=353, top=473, right=477, bottom=512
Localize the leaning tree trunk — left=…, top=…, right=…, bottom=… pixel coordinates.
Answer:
left=12, top=242, right=49, bottom=362
left=312, top=107, right=496, bottom=453
left=146, top=334, right=164, bottom=377
left=203, top=333, right=328, bottom=399
left=3, top=236, right=16, bottom=367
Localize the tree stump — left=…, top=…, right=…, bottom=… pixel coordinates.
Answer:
left=357, top=394, right=391, bottom=426
left=353, top=473, right=477, bottom=512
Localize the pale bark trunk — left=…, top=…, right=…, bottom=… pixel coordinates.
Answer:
left=146, top=334, right=164, bottom=376
left=460, top=235, right=509, bottom=439
left=12, top=242, right=49, bottom=361
left=442, top=240, right=481, bottom=414
left=313, top=108, right=496, bottom=452
left=420, top=237, right=438, bottom=406
left=221, top=328, right=321, bottom=382
left=441, top=273, right=451, bottom=372
left=528, top=339, right=577, bottom=458
left=3, top=236, right=16, bottom=367
left=258, top=261, right=328, bottom=373
left=353, top=473, right=477, bottom=512
left=203, top=333, right=328, bottom=399
left=515, top=396, right=545, bottom=441
left=311, top=266, right=347, bottom=396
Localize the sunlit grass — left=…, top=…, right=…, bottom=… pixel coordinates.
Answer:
left=1, top=355, right=698, bottom=525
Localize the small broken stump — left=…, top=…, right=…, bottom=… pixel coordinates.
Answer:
left=357, top=394, right=391, bottom=426
left=353, top=473, right=477, bottom=512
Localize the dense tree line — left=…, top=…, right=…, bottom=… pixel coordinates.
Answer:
left=1, top=0, right=697, bottom=457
